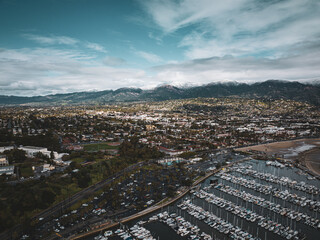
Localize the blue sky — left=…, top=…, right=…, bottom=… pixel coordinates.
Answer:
left=1, top=0, right=320, bottom=96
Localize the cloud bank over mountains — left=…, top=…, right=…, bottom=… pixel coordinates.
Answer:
left=0, top=0, right=319, bottom=96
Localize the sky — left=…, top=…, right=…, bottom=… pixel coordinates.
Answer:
left=0, top=0, right=320, bottom=96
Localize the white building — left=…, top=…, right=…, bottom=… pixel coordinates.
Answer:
left=159, top=146, right=185, bottom=156
left=18, top=146, right=70, bottom=166
left=0, top=146, right=14, bottom=153
left=19, top=146, right=51, bottom=158
left=0, top=165, right=14, bottom=175
left=42, top=164, right=55, bottom=172
left=158, top=157, right=185, bottom=165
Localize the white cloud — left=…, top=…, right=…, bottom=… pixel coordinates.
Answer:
left=148, top=32, right=163, bottom=45
left=150, top=42, right=320, bottom=86
left=24, top=33, right=108, bottom=53
left=85, top=42, right=107, bottom=53
left=2, top=1, right=320, bottom=96
left=135, top=50, right=162, bottom=63
left=140, top=0, right=248, bottom=33
left=140, top=0, right=320, bottom=59
left=103, top=56, right=126, bottom=66
left=23, top=34, right=79, bottom=45
left=0, top=47, right=157, bottom=96
left=1, top=39, right=320, bottom=96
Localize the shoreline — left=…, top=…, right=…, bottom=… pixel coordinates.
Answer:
left=235, top=138, right=320, bottom=154
left=69, top=158, right=250, bottom=240
left=300, top=147, right=320, bottom=176
left=235, top=138, right=320, bottom=176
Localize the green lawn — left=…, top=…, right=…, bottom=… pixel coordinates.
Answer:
left=83, top=142, right=119, bottom=152
left=71, top=157, right=85, bottom=164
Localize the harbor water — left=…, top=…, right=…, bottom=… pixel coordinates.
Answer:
left=91, top=159, right=320, bottom=240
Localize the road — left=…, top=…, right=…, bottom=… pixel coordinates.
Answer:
left=36, top=162, right=145, bottom=222
left=0, top=161, right=146, bottom=240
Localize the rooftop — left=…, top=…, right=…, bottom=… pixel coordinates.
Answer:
left=20, top=146, right=47, bottom=150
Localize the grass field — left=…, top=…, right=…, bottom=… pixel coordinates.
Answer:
left=71, top=157, right=85, bottom=164
left=83, top=142, right=119, bottom=152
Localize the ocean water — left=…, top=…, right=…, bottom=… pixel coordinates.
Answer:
left=284, top=142, right=316, bottom=158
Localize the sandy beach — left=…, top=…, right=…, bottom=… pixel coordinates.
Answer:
left=236, top=138, right=320, bottom=154
left=236, top=141, right=291, bottom=154
left=236, top=138, right=320, bottom=176
left=303, top=148, right=320, bottom=176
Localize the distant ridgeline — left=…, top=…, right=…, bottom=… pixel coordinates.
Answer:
left=1, top=80, right=320, bottom=106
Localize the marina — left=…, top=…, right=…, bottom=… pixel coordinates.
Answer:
left=91, top=158, right=320, bottom=240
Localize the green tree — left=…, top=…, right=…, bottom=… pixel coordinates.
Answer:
left=75, top=169, right=91, bottom=188
left=50, top=150, right=54, bottom=160
left=7, top=149, right=27, bottom=163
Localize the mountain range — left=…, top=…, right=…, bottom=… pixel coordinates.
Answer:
left=1, top=80, right=320, bottom=106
